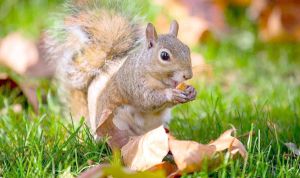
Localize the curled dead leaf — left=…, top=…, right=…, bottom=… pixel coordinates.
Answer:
left=168, top=129, right=247, bottom=173
left=78, top=164, right=109, bottom=178
left=78, top=163, right=166, bottom=178
left=209, top=129, right=247, bottom=158
left=96, top=109, right=130, bottom=149
left=0, top=33, right=39, bottom=74
left=19, top=83, right=39, bottom=113
left=169, top=138, right=217, bottom=173
left=0, top=33, right=55, bottom=78
left=119, top=127, right=247, bottom=174
left=121, top=126, right=169, bottom=171
left=254, top=0, right=300, bottom=41
left=0, top=74, right=39, bottom=113
left=87, top=126, right=247, bottom=177
left=153, top=0, right=226, bottom=45
left=147, top=161, right=178, bottom=177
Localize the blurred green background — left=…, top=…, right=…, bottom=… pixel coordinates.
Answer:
left=0, top=0, right=300, bottom=177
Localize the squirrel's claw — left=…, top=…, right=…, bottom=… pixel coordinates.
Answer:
left=172, top=89, right=189, bottom=103
left=168, top=85, right=197, bottom=104
left=185, top=85, right=197, bottom=101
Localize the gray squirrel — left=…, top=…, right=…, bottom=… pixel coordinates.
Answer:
left=42, top=0, right=196, bottom=140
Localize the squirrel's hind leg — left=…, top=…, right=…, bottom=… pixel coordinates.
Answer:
left=69, top=89, right=89, bottom=122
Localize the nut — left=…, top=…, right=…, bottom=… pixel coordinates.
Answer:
left=176, top=83, right=187, bottom=91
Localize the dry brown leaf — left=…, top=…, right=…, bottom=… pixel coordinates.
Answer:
left=96, top=109, right=130, bottom=149
left=254, top=0, right=300, bottom=41
left=89, top=127, right=247, bottom=177
left=147, top=161, right=178, bottom=177
left=0, top=74, right=18, bottom=88
left=153, top=0, right=226, bottom=45
left=0, top=74, right=39, bottom=113
left=78, top=164, right=109, bottom=178
left=169, top=138, right=217, bottom=173
left=168, top=129, right=247, bottom=173
left=215, top=0, right=251, bottom=8
left=19, top=83, right=39, bottom=113
left=78, top=162, right=166, bottom=178
left=0, top=33, right=55, bottom=78
left=249, top=0, right=268, bottom=20
left=209, top=129, right=247, bottom=158
left=119, top=128, right=246, bottom=174
left=176, top=0, right=227, bottom=36
left=25, top=54, right=55, bottom=78
left=0, top=33, right=39, bottom=74
left=121, top=126, right=169, bottom=171
left=0, top=33, right=55, bottom=113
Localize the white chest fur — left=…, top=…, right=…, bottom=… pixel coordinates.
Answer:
left=113, top=105, right=171, bottom=136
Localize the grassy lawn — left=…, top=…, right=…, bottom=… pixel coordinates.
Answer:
left=1, top=0, right=300, bottom=177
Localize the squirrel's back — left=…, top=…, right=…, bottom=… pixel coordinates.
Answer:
left=43, top=0, right=143, bottom=90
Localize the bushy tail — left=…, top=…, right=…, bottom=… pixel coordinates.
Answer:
left=42, top=0, right=143, bottom=90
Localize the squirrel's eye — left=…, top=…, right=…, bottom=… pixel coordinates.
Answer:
left=160, top=51, right=170, bottom=61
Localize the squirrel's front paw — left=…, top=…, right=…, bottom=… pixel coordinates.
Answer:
left=166, top=86, right=196, bottom=104
left=184, top=85, right=197, bottom=101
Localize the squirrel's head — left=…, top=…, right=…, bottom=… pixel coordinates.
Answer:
left=144, top=20, right=193, bottom=88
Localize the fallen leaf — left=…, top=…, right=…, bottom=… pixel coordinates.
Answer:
left=254, top=0, right=300, bottom=41
left=78, top=161, right=165, bottom=178
left=147, top=161, right=178, bottom=177
left=168, top=129, right=247, bottom=173
left=119, top=127, right=246, bottom=174
left=0, top=33, right=55, bottom=78
left=19, top=82, right=39, bottom=113
left=0, top=74, right=18, bottom=89
left=78, top=164, right=109, bottom=178
left=285, top=142, right=300, bottom=156
left=121, top=126, right=169, bottom=171
left=153, top=0, right=226, bottom=45
left=84, top=127, right=247, bottom=177
left=169, top=138, right=217, bottom=173
left=25, top=55, right=55, bottom=78
left=167, top=170, right=182, bottom=178
left=209, top=129, right=247, bottom=158
left=0, top=33, right=39, bottom=74
left=96, top=109, right=130, bottom=149
left=215, top=0, right=251, bottom=8
left=0, top=74, right=39, bottom=113
left=103, top=164, right=165, bottom=178
left=248, top=0, right=268, bottom=20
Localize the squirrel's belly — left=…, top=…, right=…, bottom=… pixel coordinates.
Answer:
left=113, top=105, right=171, bottom=136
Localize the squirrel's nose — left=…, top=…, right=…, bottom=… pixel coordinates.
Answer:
left=183, top=71, right=193, bottom=80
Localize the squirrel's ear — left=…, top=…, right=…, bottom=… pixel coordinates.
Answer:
left=146, top=23, right=158, bottom=48
left=169, top=20, right=179, bottom=37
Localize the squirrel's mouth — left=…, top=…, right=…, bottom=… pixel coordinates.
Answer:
left=162, top=79, right=179, bottom=88
left=171, top=80, right=179, bottom=88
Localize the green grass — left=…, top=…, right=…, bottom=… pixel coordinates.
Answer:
left=0, top=0, right=63, bottom=38
left=1, top=0, right=300, bottom=177
left=170, top=41, right=300, bottom=177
